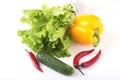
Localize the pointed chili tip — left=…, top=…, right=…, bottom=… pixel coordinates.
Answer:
left=38, top=67, right=44, bottom=73
left=91, top=49, right=95, bottom=51
left=34, top=64, right=44, bottom=73
left=89, top=49, right=95, bottom=53
left=98, top=49, right=102, bottom=55
left=41, top=70, right=43, bottom=73
left=38, top=66, right=44, bottom=73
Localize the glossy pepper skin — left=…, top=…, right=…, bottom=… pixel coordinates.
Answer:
left=73, top=49, right=95, bottom=67
left=25, top=49, right=43, bottom=72
left=80, top=49, right=101, bottom=68
left=73, top=49, right=101, bottom=75
left=70, top=14, right=104, bottom=47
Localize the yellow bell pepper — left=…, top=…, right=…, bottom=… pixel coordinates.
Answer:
left=70, top=14, right=104, bottom=47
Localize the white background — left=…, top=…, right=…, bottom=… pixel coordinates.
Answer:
left=0, top=0, right=120, bottom=80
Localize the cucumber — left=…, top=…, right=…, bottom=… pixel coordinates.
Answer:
left=36, top=52, right=74, bottom=75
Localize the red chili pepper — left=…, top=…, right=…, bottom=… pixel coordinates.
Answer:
left=80, top=50, right=101, bottom=68
left=25, top=49, right=43, bottom=72
left=73, top=49, right=101, bottom=75
left=73, top=49, right=95, bottom=68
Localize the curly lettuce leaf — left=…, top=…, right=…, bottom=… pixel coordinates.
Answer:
left=18, top=4, right=75, bottom=57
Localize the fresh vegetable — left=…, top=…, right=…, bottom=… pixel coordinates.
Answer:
left=18, top=4, right=75, bottom=57
left=80, top=50, right=101, bottom=68
left=70, top=14, right=104, bottom=47
left=73, top=49, right=94, bottom=75
left=73, top=49, right=95, bottom=68
left=36, top=51, right=74, bottom=75
left=25, top=49, right=43, bottom=72
left=73, top=49, right=101, bottom=75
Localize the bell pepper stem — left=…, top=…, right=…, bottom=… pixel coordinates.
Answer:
left=93, top=28, right=100, bottom=47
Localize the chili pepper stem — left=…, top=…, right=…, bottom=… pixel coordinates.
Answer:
left=25, top=49, right=29, bottom=53
left=75, top=66, right=85, bottom=75
left=78, top=67, right=85, bottom=75
left=93, top=28, right=100, bottom=47
left=25, top=49, right=43, bottom=73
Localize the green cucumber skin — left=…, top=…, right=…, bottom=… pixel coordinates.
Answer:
left=36, top=52, right=74, bottom=75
